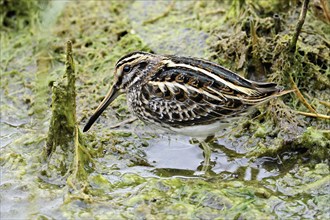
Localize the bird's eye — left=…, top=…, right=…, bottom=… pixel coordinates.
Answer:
left=123, top=65, right=131, bottom=72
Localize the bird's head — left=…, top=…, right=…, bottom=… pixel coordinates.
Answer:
left=83, top=51, right=157, bottom=132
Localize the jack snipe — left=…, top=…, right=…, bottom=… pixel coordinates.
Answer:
left=83, top=51, right=288, bottom=137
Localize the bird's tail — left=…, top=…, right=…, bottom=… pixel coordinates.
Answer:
left=242, top=82, right=294, bottom=104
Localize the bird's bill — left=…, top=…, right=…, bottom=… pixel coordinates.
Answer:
left=83, top=85, right=121, bottom=132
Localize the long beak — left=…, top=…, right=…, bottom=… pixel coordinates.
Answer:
left=83, top=85, right=121, bottom=132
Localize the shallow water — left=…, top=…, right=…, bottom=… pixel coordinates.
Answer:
left=1, top=0, right=329, bottom=219
left=144, top=134, right=282, bottom=181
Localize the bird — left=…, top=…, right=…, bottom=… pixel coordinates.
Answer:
left=83, top=51, right=289, bottom=136
left=83, top=51, right=291, bottom=172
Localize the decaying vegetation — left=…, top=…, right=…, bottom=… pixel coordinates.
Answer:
left=1, top=0, right=329, bottom=219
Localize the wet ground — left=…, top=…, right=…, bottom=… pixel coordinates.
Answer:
left=1, top=0, right=329, bottom=219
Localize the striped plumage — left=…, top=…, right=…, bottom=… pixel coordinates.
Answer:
left=83, top=51, right=287, bottom=137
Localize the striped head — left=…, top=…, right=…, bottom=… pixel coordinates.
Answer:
left=114, top=51, right=158, bottom=90
left=83, top=51, right=157, bottom=132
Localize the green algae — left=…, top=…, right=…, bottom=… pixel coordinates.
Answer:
left=206, top=0, right=330, bottom=159
left=0, top=0, right=47, bottom=31
left=42, top=41, right=95, bottom=201
left=1, top=0, right=330, bottom=219
left=45, top=41, right=76, bottom=157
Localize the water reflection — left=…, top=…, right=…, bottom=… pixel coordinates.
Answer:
left=144, top=134, right=282, bottom=180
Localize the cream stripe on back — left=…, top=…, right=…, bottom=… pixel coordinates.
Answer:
left=163, top=60, right=261, bottom=96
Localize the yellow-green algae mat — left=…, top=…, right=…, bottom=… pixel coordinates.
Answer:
left=1, top=0, right=329, bottom=219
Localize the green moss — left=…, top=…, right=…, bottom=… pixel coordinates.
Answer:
left=1, top=1, right=330, bottom=219
left=1, top=0, right=48, bottom=31
left=45, top=41, right=76, bottom=157
left=116, top=173, right=147, bottom=188
left=293, top=127, right=330, bottom=160
left=300, top=127, right=329, bottom=148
